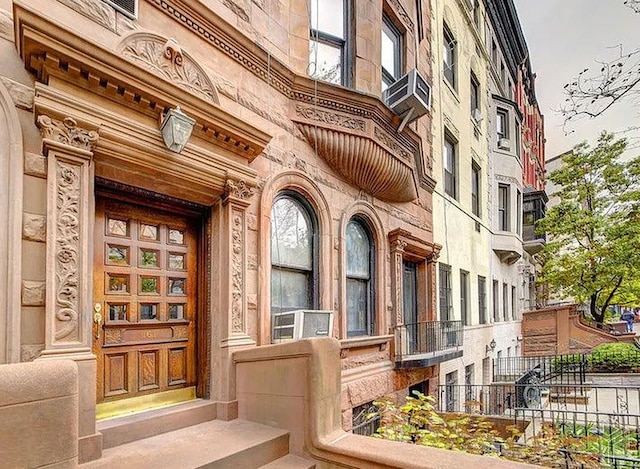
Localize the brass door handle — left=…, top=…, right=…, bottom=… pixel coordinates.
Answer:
left=93, top=303, right=103, bottom=340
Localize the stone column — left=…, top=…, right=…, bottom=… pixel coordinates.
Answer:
left=35, top=115, right=102, bottom=462
left=215, top=178, right=255, bottom=419
left=390, top=239, right=407, bottom=329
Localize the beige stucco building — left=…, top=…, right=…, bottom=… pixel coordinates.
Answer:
left=0, top=0, right=468, bottom=464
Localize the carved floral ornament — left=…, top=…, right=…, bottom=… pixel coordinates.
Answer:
left=117, top=32, right=219, bottom=105
left=224, top=179, right=255, bottom=201
left=36, top=115, right=99, bottom=152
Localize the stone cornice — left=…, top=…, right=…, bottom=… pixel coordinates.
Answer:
left=13, top=4, right=271, bottom=162
left=388, top=228, right=441, bottom=262
left=148, top=0, right=431, bottom=201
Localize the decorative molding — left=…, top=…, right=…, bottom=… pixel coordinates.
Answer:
left=387, top=0, right=415, bottom=32
left=443, top=114, right=459, bottom=138
left=231, top=210, right=245, bottom=333
left=224, top=179, right=255, bottom=201
left=52, top=160, right=81, bottom=342
left=24, top=152, right=47, bottom=178
left=294, top=105, right=366, bottom=132
left=118, top=33, right=219, bottom=105
left=373, top=127, right=411, bottom=162
left=23, top=213, right=47, bottom=242
left=37, top=115, right=99, bottom=152
left=495, top=174, right=520, bottom=185
left=0, top=76, right=34, bottom=111
left=21, top=281, right=46, bottom=306
left=21, top=344, right=44, bottom=362
left=57, top=0, right=115, bottom=31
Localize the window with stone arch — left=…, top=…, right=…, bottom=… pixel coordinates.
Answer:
left=270, top=192, right=319, bottom=314
left=345, top=216, right=374, bottom=337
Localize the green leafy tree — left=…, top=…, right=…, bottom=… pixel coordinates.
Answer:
left=539, top=132, right=640, bottom=323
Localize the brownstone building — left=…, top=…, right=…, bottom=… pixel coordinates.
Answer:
left=0, top=0, right=462, bottom=464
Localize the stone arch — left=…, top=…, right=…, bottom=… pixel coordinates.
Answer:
left=258, top=170, right=334, bottom=344
left=0, top=80, right=24, bottom=364
left=338, top=200, right=388, bottom=338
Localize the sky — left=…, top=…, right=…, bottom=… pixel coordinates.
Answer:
left=513, top=0, right=640, bottom=159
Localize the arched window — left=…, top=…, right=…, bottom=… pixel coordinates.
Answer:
left=271, top=193, right=318, bottom=314
left=346, top=217, right=374, bottom=336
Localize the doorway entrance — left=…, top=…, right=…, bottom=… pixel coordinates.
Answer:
left=93, top=197, right=198, bottom=417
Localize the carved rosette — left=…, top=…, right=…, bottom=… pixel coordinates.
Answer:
left=231, top=211, right=245, bottom=333
left=118, top=33, right=219, bottom=105
left=37, top=116, right=98, bottom=152
left=53, top=161, right=81, bottom=341
left=293, top=105, right=419, bottom=203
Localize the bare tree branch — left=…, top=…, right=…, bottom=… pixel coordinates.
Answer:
left=560, top=2, right=640, bottom=127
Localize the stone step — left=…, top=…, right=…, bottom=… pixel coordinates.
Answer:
left=81, top=419, right=290, bottom=469
left=257, top=454, right=316, bottom=469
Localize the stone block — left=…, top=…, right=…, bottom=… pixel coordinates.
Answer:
left=0, top=360, right=78, bottom=468
left=21, top=280, right=45, bottom=305
left=24, top=152, right=47, bottom=177
left=23, top=212, right=46, bottom=242
left=0, top=8, right=12, bottom=43
left=0, top=76, right=34, bottom=110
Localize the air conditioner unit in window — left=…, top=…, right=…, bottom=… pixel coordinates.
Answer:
left=383, top=69, right=432, bottom=132
left=103, top=0, right=138, bottom=19
left=271, top=310, right=334, bottom=343
left=472, top=108, right=483, bottom=124
left=498, top=138, right=511, bottom=150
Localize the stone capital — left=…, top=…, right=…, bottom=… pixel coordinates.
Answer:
left=37, top=115, right=99, bottom=154
left=222, top=178, right=255, bottom=205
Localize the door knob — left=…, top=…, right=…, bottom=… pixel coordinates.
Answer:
left=93, top=303, right=103, bottom=339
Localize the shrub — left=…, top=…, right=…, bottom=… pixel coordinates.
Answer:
left=589, top=342, right=640, bottom=372
left=551, top=353, right=585, bottom=373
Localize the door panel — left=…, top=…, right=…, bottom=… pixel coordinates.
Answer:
left=93, top=198, right=197, bottom=404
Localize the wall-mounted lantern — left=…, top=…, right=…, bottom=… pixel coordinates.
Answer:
left=486, top=338, right=497, bottom=354
left=160, top=106, right=195, bottom=153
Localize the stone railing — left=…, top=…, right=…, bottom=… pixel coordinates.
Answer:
left=0, top=360, right=78, bottom=467
left=233, top=338, right=538, bottom=468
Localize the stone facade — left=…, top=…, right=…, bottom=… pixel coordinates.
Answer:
left=0, top=0, right=443, bottom=462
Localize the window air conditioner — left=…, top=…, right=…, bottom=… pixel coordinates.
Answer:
left=271, top=310, right=334, bottom=343
left=471, top=108, right=483, bottom=124
left=498, top=138, right=511, bottom=150
left=383, top=69, right=432, bottom=132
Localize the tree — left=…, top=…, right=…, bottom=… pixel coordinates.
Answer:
left=538, top=132, right=640, bottom=323
left=561, top=1, right=640, bottom=124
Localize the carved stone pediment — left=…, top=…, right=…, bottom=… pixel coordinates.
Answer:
left=292, top=103, right=419, bottom=203
left=118, top=33, right=219, bottom=105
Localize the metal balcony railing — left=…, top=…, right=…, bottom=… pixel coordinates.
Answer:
left=394, top=320, right=463, bottom=366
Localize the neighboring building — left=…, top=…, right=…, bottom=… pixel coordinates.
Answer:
left=432, top=0, right=546, bottom=390
left=431, top=0, right=493, bottom=390
left=0, top=0, right=464, bottom=463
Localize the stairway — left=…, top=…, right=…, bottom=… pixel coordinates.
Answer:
left=80, top=415, right=315, bottom=469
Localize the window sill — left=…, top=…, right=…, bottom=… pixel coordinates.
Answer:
left=442, top=79, right=460, bottom=103
left=340, top=334, right=393, bottom=351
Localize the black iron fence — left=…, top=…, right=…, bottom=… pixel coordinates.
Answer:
left=394, top=320, right=463, bottom=361
left=437, top=383, right=640, bottom=467
left=494, top=355, right=587, bottom=384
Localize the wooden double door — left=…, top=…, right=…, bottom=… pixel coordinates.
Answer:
left=93, top=198, right=198, bottom=404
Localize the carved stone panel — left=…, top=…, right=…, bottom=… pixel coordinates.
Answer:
left=118, top=33, right=219, bottom=105
left=231, top=210, right=245, bottom=333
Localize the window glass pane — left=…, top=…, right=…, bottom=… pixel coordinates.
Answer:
left=347, top=279, right=367, bottom=335
left=271, top=268, right=311, bottom=311
left=108, top=218, right=128, bottom=237
left=168, top=229, right=184, bottom=245
left=381, top=25, right=398, bottom=78
left=140, top=249, right=158, bottom=268
left=169, top=253, right=185, bottom=270
left=139, top=224, right=158, bottom=241
left=107, top=245, right=129, bottom=265
left=346, top=221, right=370, bottom=278
left=310, top=0, right=344, bottom=38
left=169, top=278, right=186, bottom=295
left=309, top=40, right=342, bottom=84
left=271, top=197, right=313, bottom=269
left=140, top=303, right=157, bottom=320
left=140, top=277, right=158, bottom=294
left=169, top=304, right=185, bottom=320
left=109, top=304, right=128, bottom=321
left=108, top=274, right=129, bottom=293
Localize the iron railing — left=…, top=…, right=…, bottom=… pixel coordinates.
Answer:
left=493, top=355, right=587, bottom=384
left=351, top=402, right=380, bottom=436
left=394, top=320, right=463, bottom=362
